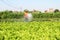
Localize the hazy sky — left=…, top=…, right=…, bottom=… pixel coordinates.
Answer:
left=0, top=0, right=60, bottom=11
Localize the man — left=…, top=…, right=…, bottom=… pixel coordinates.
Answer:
left=24, top=10, right=33, bottom=22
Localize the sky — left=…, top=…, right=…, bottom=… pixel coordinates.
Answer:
left=0, top=0, right=60, bottom=11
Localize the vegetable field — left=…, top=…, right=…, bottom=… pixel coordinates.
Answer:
left=0, top=22, right=60, bottom=40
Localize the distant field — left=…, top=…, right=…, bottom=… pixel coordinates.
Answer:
left=0, top=22, right=60, bottom=40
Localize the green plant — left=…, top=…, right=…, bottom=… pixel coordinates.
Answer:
left=0, top=22, right=60, bottom=40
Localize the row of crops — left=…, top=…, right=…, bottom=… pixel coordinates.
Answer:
left=0, top=22, right=60, bottom=40
left=0, top=11, right=60, bottom=19
left=0, top=11, right=60, bottom=22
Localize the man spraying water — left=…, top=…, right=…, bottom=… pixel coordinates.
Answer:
left=24, top=10, right=33, bottom=22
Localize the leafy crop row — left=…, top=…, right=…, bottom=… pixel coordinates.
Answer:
left=0, top=11, right=60, bottom=19
left=0, top=22, right=60, bottom=40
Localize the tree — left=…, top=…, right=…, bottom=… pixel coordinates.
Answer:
left=54, top=9, right=59, bottom=13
